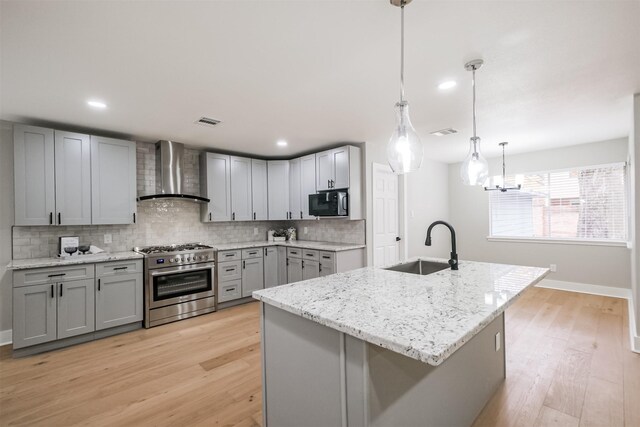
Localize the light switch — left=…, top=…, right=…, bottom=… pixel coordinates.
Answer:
left=495, top=332, right=501, bottom=351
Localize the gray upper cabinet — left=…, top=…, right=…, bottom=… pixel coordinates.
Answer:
left=201, top=153, right=231, bottom=222
left=251, top=159, right=268, bottom=221
left=300, top=154, right=317, bottom=219
left=91, top=136, right=137, bottom=225
left=289, top=158, right=302, bottom=220
left=13, top=125, right=55, bottom=226
left=95, top=267, right=143, bottom=331
left=267, top=160, right=290, bottom=220
left=264, top=247, right=279, bottom=288
left=56, top=278, right=95, bottom=339
left=55, top=131, right=92, bottom=225
left=12, top=283, right=57, bottom=349
left=316, top=149, right=333, bottom=192
left=316, top=146, right=351, bottom=191
left=242, top=257, right=264, bottom=297
left=332, top=147, right=350, bottom=190
left=230, top=156, right=252, bottom=221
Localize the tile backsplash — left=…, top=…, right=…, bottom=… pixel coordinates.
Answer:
left=12, top=142, right=365, bottom=259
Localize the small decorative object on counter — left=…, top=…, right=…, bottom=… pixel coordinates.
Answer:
left=58, top=236, right=79, bottom=257
left=273, top=229, right=287, bottom=242
left=268, top=230, right=275, bottom=242
left=287, top=227, right=297, bottom=241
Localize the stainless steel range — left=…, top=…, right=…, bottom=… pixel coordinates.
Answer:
left=135, top=243, right=215, bottom=328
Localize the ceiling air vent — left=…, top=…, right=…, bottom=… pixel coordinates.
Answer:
left=195, top=116, right=221, bottom=127
left=430, top=128, right=458, bottom=136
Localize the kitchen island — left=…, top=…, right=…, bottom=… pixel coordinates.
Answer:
left=253, top=257, right=549, bottom=427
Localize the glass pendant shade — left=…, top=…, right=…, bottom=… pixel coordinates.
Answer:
left=387, top=101, right=423, bottom=174
left=460, top=137, right=489, bottom=186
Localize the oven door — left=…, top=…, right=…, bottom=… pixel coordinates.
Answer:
left=147, top=262, right=215, bottom=309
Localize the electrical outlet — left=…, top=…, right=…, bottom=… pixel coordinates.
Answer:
left=495, top=332, right=501, bottom=351
left=550, top=264, right=557, bottom=272
left=103, top=234, right=112, bottom=244
left=304, top=227, right=308, bottom=234
left=254, top=227, right=259, bottom=235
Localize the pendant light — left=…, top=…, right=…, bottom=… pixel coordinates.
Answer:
left=484, top=142, right=521, bottom=192
left=387, top=0, right=423, bottom=174
left=460, top=59, right=489, bottom=186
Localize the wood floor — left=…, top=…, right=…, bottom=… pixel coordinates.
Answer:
left=0, top=287, right=638, bottom=427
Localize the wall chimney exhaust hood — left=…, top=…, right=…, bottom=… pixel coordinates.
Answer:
left=137, top=140, right=210, bottom=203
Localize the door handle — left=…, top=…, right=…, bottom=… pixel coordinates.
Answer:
left=50, top=284, right=54, bottom=298
left=286, top=258, right=289, bottom=266
left=133, top=213, right=136, bottom=223
left=300, top=211, right=302, bottom=219
left=328, top=179, right=330, bottom=189
left=396, top=237, right=402, bottom=241
left=253, top=212, right=256, bottom=220
left=49, top=212, right=53, bottom=225
left=243, top=260, right=246, bottom=269
left=58, top=212, right=61, bottom=225
left=264, top=248, right=267, bottom=256
left=232, top=212, right=235, bottom=221
left=113, top=266, right=128, bottom=271
left=47, top=273, right=66, bottom=278
left=59, top=283, right=63, bottom=297
left=209, top=212, right=212, bottom=221
left=302, top=260, right=305, bottom=269
left=98, top=279, right=101, bottom=291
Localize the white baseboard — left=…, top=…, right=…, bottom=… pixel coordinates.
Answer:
left=0, top=329, right=12, bottom=346
left=536, top=279, right=639, bottom=353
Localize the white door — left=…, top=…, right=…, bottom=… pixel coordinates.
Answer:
left=251, top=159, right=268, bottom=220
left=316, top=149, right=333, bottom=191
left=300, top=154, right=316, bottom=219
left=332, top=147, right=350, bottom=190
left=204, top=153, right=231, bottom=222
left=267, top=160, right=290, bottom=220
left=230, top=156, right=252, bottom=221
left=289, top=158, right=302, bottom=220
left=90, top=136, right=137, bottom=225
left=13, top=125, right=55, bottom=225
left=372, top=163, right=400, bottom=267
left=55, top=131, right=92, bottom=225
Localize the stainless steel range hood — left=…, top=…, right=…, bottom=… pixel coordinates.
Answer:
left=137, top=140, right=210, bottom=203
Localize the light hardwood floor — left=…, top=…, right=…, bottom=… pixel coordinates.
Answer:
left=0, top=287, right=638, bottom=427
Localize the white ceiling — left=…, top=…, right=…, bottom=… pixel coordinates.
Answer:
left=1, top=0, right=639, bottom=163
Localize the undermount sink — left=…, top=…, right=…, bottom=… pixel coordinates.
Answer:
left=384, top=260, right=450, bottom=276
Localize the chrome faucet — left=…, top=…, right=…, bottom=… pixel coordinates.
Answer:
left=425, top=221, right=459, bottom=270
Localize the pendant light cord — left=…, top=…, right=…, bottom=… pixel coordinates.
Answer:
left=502, top=143, right=506, bottom=182
left=472, top=67, right=477, bottom=139
left=400, top=4, right=405, bottom=103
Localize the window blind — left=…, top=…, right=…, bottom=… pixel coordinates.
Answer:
left=489, top=163, right=627, bottom=242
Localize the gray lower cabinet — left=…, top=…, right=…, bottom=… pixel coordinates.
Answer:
left=242, top=257, right=264, bottom=297
left=319, top=251, right=336, bottom=277
left=287, top=257, right=303, bottom=283
left=57, top=279, right=95, bottom=339
left=277, top=247, right=288, bottom=285
left=95, top=273, right=143, bottom=330
left=264, top=247, right=279, bottom=288
left=302, top=259, right=320, bottom=280
left=12, top=283, right=57, bottom=349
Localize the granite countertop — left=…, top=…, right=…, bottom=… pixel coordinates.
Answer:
left=213, top=240, right=366, bottom=252
left=6, top=251, right=144, bottom=270
left=253, top=256, right=549, bottom=366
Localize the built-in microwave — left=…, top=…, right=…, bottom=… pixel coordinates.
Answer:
left=309, top=191, right=348, bottom=217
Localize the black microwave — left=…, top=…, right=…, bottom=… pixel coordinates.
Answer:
left=309, top=191, right=348, bottom=217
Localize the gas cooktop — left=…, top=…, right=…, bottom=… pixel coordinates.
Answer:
left=135, top=243, right=213, bottom=255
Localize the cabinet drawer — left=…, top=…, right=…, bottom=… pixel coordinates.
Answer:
left=287, top=248, right=302, bottom=258
left=218, top=261, right=242, bottom=282
left=218, top=250, right=241, bottom=262
left=319, top=251, right=335, bottom=263
left=218, top=279, right=242, bottom=303
left=13, top=264, right=95, bottom=287
left=242, top=248, right=263, bottom=259
left=96, top=260, right=142, bottom=277
left=302, top=250, right=319, bottom=261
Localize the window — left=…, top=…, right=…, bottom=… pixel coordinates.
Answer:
left=489, top=163, right=628, bottom=243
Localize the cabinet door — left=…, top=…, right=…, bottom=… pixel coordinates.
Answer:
left=277, top=247, right=288, bottom=285
left=316, top=149, right=333, bottom=191
left=57, top=279, right=95, bottom=339
left=95, top=274, right=143, bottom=330
left=251, top=159, right=268, bottom=220
left=300, top=154, right=317, bottom=219
left=230, top=156, right=252, bottom=221
left=242, top=257, right=264, bottom=297
left=12, top=283, right=57, bottom=349
left=289, top=158, right=302, bottom=220
left=14, top=125, right=55, bottom=226
left=287, top=257, right=303, bottom=284
left=267, top=161, right=290, bottom=220
left=204, top=153, right=231, bottom=222
left=332, top=147, right=350, bottom=190
left=55, top=131, right=92, bottom=225
left=264, top=247, right=279, bottom=288
left=91, top=136, right=137, bottom=224
left=302, top=260, right=320, bottom=281
left=319, top=261, right=336, bottom=277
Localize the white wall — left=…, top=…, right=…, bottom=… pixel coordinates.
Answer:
left=449, top=138, right=631, bottom=289
left=631, top=94, right=640, bottom=337
left=0, top=121, right=14, bottom=337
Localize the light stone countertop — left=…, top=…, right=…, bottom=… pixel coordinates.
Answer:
left=253, top=256, right=549, bottom=366
left=213, top=240, right=366, bottom=252
left=6, top=251, right=143, bottom=270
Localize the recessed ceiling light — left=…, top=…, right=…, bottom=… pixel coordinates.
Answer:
left=438, top=81, right=457, bottom=90
left=430, top=128, right=458, bottom=136
left=87, top=100, right=107, bottom=109
left=277, top=140, right=288, bottom=147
